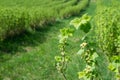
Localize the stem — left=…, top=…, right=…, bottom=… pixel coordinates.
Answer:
left=61, top=71, right=67, bottom=80
left=61, top=51, right=67, bottom=80
left=61, top=41, right=67, bottom=80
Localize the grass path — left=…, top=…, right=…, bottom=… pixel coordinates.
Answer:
left=0, top=1, right=113, bottom=80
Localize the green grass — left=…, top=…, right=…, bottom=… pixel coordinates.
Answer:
left=0, top=1, right=115, bottom=80
left=0, top=16, right=84, bottom=80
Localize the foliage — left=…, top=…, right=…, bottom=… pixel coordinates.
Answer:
left=94, top=6, right=120, bottom=57
left=55, top=14, right=100, bottom=80
left=71, top=14, right=100, bottom=80
left=70, top=13, right=91, bottom=33
left=0, top=0, right=119, bottom=80
left=59, top=0, right=89, bottom=18
left=77, top=42, right=99, bottom=80
left=56, top=9, right=120, bottom=79
left=108, top=56, right=120, bottom=79
left=0, top=7, right=31, bottom=40
left=94, top=0, right=120, bottom=79
left=0, top=0, right=89, bottom=41
left=55, top=28, right=74, bottom=80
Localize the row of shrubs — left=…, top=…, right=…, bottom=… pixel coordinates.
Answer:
left=0, top=0, right=89, bottom=41
left=94, top=0, right=120, bottom=56
left=59, top=0, right=89, bottom=18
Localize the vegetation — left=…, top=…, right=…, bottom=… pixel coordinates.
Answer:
left=94, top=0, right=120, bottom=79
left=95, top=0, right=120, bottom=56
left=0, top=0, right=89, bottom=40
left=55, top=0, right=120, bottom=80
left=0, top=0, right=120, bottom=80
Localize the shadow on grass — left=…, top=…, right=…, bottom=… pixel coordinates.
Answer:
left=0, top=9, right=87, bottom=62
left=0, top=21, right=64, bottom=62
left=0, top=27, right=44, bottom=53
left=0, top=23, right=59, bottom=53
left=0, top=30, right=45, bottom=52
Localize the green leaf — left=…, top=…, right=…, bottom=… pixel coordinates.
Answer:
left=77, top=49, right=84, bottom=55
left=65, top=56, right=70, bottom=62
left=92, top=52, right=99, bottom=60
left=116, top=74, right=120, bottom=79
left=70, top=14, right=91, bottom=33
left=111, top=56, right=120, bottom=62
left=108, top=63, right=116, bottom=71
left=78, top=71, right=86, bottom=79
left=55, top=56, right=62, bottom=62
left=82, top=13, right=91, bottom=22
left=80, top=22, right=91, bottom=33
left=70, top=18, right=81, bottom=29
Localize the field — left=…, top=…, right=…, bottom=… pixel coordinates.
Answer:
left=0, top=0, right=120, bottom=80
left=0, top=0, right=89, bottom=40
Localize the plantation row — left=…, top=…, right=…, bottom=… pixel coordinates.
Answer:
left=94, top=1, right=120, bottom=79
left=94, top=0, right=120, bottom=57
left=0, top=0, right=89, bottom=40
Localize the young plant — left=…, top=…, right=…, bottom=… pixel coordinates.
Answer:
left=55, top=28, right=74, bottom=80
left=77, top=43, right=99, bottom=80
left=55, top=14, right=100, bottom=80
left=71, top=14, right=100, bottom=80
left=108, top=56, right=120, bottom=80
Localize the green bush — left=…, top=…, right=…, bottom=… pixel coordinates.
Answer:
left=29, top=8, right=57, bottom=28
left=94, top=2, right=120, bottom=56
left=59, top=0, right=88, bottom=18
left=0, top=7, right=31, bottom=40
left=0, top=0, right=89, bottom=40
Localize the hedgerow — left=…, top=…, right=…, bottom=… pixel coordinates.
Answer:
left=0, top=0, right=89, bottom=40
left=94, top=0, right=120, bottom=79
left=94, top=0, right=120, bottom=57
left=0, top=7, right=31, bottom=40
left=59, top=0, right=89, bottom=18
